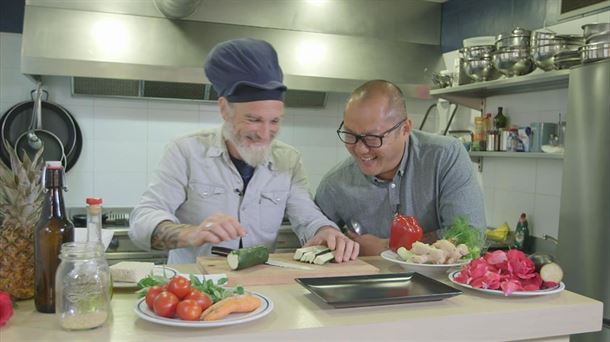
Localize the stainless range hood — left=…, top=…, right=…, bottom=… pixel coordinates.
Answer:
left=21, top=1, right=442, bottom=94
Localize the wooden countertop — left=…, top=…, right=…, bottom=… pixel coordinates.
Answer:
left=2, top=257, right=603, bottom=341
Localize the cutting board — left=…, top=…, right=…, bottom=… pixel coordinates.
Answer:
left=197, top=253, right=379, bottom=286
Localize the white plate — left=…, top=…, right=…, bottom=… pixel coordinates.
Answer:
left=134, top=292, right=273, bottom=327
left=113, top=266, right=178, bottom=288
left=448, top=270, right=565, bottom=297
left=380, top=250, right=469, bottom=277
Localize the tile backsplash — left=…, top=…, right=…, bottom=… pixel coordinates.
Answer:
left=1, top=31, right=565, bottom=239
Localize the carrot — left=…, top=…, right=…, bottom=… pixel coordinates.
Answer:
left=200, top=294, right=261, bottom=321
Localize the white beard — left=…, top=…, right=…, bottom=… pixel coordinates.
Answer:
left=222, top=122, right=272, bottom=167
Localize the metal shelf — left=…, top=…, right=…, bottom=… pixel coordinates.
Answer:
left=430, top=69, right=571, bottom=110
left=469, top=151, right=564, bottom=159
left=469, top=151, right=563, bottom=172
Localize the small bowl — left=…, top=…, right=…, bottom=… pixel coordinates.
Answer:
left=460, top=45, right=495, bottom=60
left=531, top=43, right=568, bottom=71
left=493, top=48, right=535, bottom=77
left=556, top=34, right=585, bottom=46
left=582, top=23, right=610, bottom=39
left=586, top=30, right=610, bottom=44
left=380, top=250, right=469, bottom=278
left=463, top=58, right=501, bottom=81
left=580, top=42, right=610, bottom=63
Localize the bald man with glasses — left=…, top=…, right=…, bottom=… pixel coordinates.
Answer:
left=315, top=80, right=485, bottom=256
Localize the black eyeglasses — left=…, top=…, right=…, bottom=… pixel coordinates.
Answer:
left=336, top=119, right=406, bottom=148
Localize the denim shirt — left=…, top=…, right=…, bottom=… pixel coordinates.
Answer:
left=315, top=130, right=486, bottom=238
left=129, top=128, right=337, bottom=263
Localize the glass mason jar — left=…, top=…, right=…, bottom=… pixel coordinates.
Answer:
left=55, top=242, right=111, bottom=330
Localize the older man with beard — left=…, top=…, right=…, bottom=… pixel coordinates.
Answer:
left=130, top=38, right=358, bottom=264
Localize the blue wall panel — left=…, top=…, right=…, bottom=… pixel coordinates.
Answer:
left=0, top=0, right=25, bottom=33
left=441, top=0, right=555, bottom=52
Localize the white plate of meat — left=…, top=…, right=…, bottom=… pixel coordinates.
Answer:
left=448, top=270, right=565, bottom=297
left=381, top=250, right=469, bottom=278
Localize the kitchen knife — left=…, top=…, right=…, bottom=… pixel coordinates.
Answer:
left=211, top=246, right=313, bottom=270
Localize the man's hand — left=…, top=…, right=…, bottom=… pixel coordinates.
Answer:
left=151, top=213, right=247, bottom=250
left=346, top=232, right=388, bottom=257
left=194, top=213, right=247, bottom=244
left=304, top=226, right=359, bottom=262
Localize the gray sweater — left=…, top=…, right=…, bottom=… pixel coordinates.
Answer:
left=315, top=130, right=486, bottom=238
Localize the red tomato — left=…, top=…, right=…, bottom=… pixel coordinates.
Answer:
left=145, top=286, right=165, bottom=310
left=176, top=299, right=203, bottom=321
left=389, top=214, right=424, bottom=251
left=153, top=291, right=179, bottom=318
left=167, top=276, right=192, bottom=299
left=184, top=289, right=212, bottom=311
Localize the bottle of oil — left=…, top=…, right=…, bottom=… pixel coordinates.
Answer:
left=513, top=213, right=529, bottom=252
left=34, top=161, right=74, bottom=313
left=493, top=106, right=508, bottom=130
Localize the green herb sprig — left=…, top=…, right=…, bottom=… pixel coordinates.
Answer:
left=442, top=216, right=484, bottom=260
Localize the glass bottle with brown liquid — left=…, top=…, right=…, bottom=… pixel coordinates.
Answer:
left=34, top=161, right=74, bottom=313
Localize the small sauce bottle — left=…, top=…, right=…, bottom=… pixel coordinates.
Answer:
left=86, top=198, right=103, bottom=245
left=513, top=213, right=529, bottom=252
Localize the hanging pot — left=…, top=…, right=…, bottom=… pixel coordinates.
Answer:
left=0, top=87, right=82, bottom=171
left=13, top=85, right=66, bottom=164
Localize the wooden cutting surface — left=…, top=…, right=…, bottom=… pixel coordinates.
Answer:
left=197, top=253, right=380, bottom=286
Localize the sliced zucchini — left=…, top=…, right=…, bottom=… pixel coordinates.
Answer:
left=294, top=245, right=328, bottom=260
left=226, top=246, right=269, bottom=270
left=301, top=248, right=331, bottom=263
left=528, top=253, right=554, bottom=272
left=313, top=252, right=335, bottom=265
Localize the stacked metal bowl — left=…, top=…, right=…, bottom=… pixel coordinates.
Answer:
left=580, top=23, right=610, bottom=64
left=460, top=36, right=501, bottom=82
left=493, top=27, right=535, bottom=77
left=530, top=31, right=584, bottom=70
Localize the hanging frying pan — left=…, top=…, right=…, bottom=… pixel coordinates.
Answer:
left=13, top=86, right=66, bottom=165
left=0, top=88, right=82, bottom=171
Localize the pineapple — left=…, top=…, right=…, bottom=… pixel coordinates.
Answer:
left=0, top=141, right=45, bottom=299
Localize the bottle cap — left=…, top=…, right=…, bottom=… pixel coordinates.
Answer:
left=45, top=161, right=63, bottom=169
left=86, top=197, right=103, bottom=205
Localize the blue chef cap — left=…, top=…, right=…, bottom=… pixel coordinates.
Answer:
left=204, top=38, right=287, bottom=102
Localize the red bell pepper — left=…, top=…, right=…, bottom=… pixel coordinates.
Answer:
left=389, top=214, right=424, bottom=251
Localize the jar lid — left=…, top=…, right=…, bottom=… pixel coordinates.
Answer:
left=60, top=242, right=105, bottom=259
left=86, top=197, right=103, bottom=205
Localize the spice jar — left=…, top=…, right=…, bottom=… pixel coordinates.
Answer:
left=55, top=242, right=111, bottom=330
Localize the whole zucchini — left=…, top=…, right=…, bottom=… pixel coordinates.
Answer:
left=226, top=246, right=269, bottom=270
left=528, top=253, right=554, bottom=272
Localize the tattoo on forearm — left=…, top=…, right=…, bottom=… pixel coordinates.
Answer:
left=151, top=221, right=192, bottom=250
